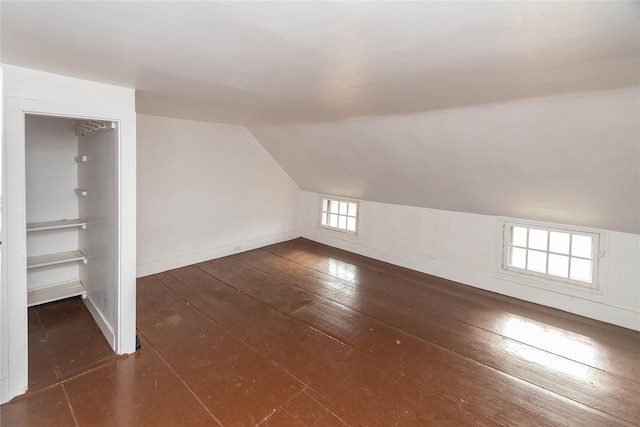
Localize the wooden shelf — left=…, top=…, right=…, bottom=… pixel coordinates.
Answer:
left=27, top=280, right=87, bottom=307
left=74, top=188, right=88, bottom=196
left=27, top=219, right=86, bottom=232
left=27, top=250, right=87, bottom=269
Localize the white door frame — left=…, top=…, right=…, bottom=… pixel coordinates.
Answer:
left=1, top=97, right=136, bottom=403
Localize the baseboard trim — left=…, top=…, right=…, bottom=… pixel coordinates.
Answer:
left=83, top=296, right=117, bottom=351
left=303, top=230, right=640, bottom=331
left=0, top=376, right=11, bottom=405
left=136, top=230, right=303, bottom=278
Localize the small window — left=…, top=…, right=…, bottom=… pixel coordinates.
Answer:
left=502, top=221, right=600, bottom=289
left=320, top=197, right=358, bottom=233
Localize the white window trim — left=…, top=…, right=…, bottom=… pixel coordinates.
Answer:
left=496, top=217, right=608, bottom=300
left=317, top=195, right=359, bottom=235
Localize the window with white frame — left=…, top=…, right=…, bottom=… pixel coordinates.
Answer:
left=502, top=221, right=600, bottom=289
left=320, top=197, right=358, bottom=233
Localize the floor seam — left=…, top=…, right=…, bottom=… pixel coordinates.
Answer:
left=195, top=259, right=511, bottom=427
left=154, top=271, right=311, bottom=390
left=61, top=383, right=80, bottom=427
left=301, top=390, right=352, bottom=427
left=18, top=355, right=120, bottom=401
left=258, top=246, right=636, bottom=378
left=276, top=240, right=640, bottom=339
left=254, top=386, right=308, bottom=427
left=35, top=309, right=62, bottom=379
left=222, top=250, right=635, bottom=426
left=137, top=331, right=225, bottom=427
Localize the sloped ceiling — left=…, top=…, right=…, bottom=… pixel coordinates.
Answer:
left=250, top=88, right=639, bottom=233
left=2, top=2, right=639, bottom=232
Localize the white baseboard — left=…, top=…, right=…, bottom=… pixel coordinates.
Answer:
left=0, top=376, right=10, bottom=405
left=136, top=230, right=303, bottom=278
left=303, top=230, right=640, bottom=331
left=83, top=296, right=117, bottom=351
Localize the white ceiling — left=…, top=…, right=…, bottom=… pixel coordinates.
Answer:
left=2, top=1, right=639, bottom=233
left=251, top=87, right=640, bottom=233
left=2, top=1, right=638, bottom=125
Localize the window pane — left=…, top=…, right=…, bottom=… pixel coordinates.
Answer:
left=347, top=217, right=357, bottom=232
left=329, top=214, right=338, bottom=228
left=503, top=221, right=598, bottom=287
left=321, top=213, right=328, bottom=226
left=339, top=201, right=348, bottom=215
left=508, top=247, right=526, bottom=269
left=338, top=215, right=347, bottom=230
left=527, top=250, right=547, bottom=273
left=549, top=232, right=570, bottom=254
left=528, top=229, right=548, bottom=251
left=510, top=226, right=527, bottom=247
left=548, top=254, right=569, bottom=278
left=570, top=258, right=592, bottom=282
left=348, top=203, right=357, bottom=217
left=330, top=200, right=340, bottom=213
left=571, top=235, right=593, bottom=259
left=322, top=199, right=328, bottom=212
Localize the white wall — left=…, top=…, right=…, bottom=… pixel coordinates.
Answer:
left=25, top=116, right=80, bottom=289
left=252, top=87, right=640, bottom=235
left=136, top=114, right=301, bottom=277
left=300, top=191, right=640, bottom=331
left=78, top=126, right=119, bottom=345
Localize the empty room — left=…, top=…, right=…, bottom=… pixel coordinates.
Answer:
left=0, top=1, right=638, bottom=426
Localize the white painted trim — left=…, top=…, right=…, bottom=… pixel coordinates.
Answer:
left=493, top=218, right=609, bottom=304
left=0, top=377, right=8, bottom=404
left=116, top=113, right=137, bottom=355
left=318, top=194, right=360, bottom=235
left=1, top=66, right=136, bottom=403
left=302, top=229, right=640, bottom=331
left=83, top=296, right=116, bottom=350
left=2, top=107, right=28, bottom=404
left=0, top=63, right=11, bottom=405
left=136, top=230, right=303, bottom=278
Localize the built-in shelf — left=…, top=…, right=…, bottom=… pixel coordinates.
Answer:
left=27, top=280, right=87, bottom=307
left=27, top=250, right=87, bottom=269
left=27, top=219, right=86, bottom=232
left=74, top=188, right=88, bottom=196
left=75, top=155, right=88, bottom=162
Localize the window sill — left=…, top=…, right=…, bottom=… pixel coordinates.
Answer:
left=317, top=224, right=358, bottom=236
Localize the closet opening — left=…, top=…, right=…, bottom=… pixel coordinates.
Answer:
left=25, top=114, right=119, bottom=387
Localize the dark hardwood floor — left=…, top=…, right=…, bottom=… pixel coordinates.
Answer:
left=2, top=238, right=639, bottom=426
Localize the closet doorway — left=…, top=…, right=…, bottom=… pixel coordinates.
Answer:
left=26, top=115, right=118, bottom=308
left=2, top=75, right=137, bottom=403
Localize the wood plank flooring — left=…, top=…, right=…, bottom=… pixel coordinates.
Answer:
left=2, top=238, right=639, bottom=426
left=26, top=297, right=115, bottom=391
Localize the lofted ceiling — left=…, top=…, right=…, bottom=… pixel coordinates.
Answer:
left=2, top=1, right=639, bottom=233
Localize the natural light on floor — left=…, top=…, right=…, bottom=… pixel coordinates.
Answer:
left=328, top=258, right=358, bottom=283
left=501, top=317, right=598, bottom=381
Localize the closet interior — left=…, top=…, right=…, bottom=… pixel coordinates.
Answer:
left=26, top=114, right=118, bottom=308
